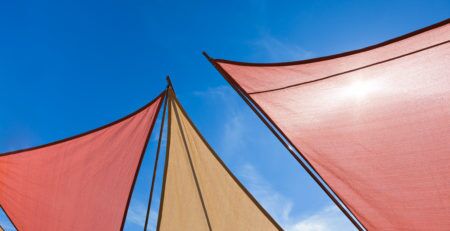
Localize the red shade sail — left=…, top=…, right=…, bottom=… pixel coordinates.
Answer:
left=211, top=20, right=450, bottom=230
left=0, top=93, right=164, bottom=231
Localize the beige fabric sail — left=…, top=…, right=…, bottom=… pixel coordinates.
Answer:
left=157, top=91, right=281, bottom=231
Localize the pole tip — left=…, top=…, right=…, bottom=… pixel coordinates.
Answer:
left=166, top=75, right=172, bottom=86
left=202, top=51, right=212, bottom=60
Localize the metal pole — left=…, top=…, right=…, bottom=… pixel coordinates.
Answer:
left=143, top=90, right=168, bottom=231
left=203, top=51, right=366, bottom=230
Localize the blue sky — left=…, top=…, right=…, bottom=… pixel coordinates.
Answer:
left=0, top=0, right=448, bottom=230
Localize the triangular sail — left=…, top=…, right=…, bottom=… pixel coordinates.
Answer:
left=157, top=91, right=281, bottom=231
left=0, top=93, right=164, bottom=231
left=208, top=20, right=450, bottom=230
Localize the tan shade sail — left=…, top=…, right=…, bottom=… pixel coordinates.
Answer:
left=210, top=20, right=450, bottom=230
left=0, top=93, right=164, bottom=231
left=157, top=92, right=281, bottom=231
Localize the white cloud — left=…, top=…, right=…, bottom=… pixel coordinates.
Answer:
left=239, top=163, right=356, bottom=231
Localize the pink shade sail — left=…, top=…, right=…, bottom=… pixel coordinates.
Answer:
left=212, top=20, right=450, bottom=230
left=0, top=93, right=164, bottom=231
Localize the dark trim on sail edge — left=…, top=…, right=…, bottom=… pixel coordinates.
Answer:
left=214, top=18, right=449, bottom=67
left=0, top=91, right=166, bottom=157
left=143, top=90, right=168, bottom=231
left=120, top=91, right=166, bottom=231
left=204, top=52, right=366, bottom=231
left=0, top=91, right=166, bottom=231
left=155, top=91, right=173, bottom=231
left=249, top=40, right=449, bottom=94
left=172, top=94, right=284, bottom=230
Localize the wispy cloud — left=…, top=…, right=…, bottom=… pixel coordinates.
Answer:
left=251, top=33, right=314, bottom=62
left=0, top=223, right=15, bottom=231
left=126, top=202, right=158, bottom=231
left=0, top=211, right=15, bottom=231
left=289, top=205, right=356, bottom=231
left=0, top=126, right=40, bottom=154
left=193, top=86, right=355, bottom=231
left=126, top=203, right=146, bottom=227
left=150, top=117, right=167, bottom=146
left=239, top=164, right=293, bottom=223
left=193, top=86, right=250, bottom=155
left=239, top=163, right=356, bottom=231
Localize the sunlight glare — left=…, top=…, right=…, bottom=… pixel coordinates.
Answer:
left=342, top=80, right=379, bottom=99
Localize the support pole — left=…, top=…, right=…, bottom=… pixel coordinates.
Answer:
left=155, top=89, right=172, bottom=231
left=143, top=89, right=168, bottom=231
left=202, top=51, right=366, bottom=231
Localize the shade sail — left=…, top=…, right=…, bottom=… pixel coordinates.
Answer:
left=211, top=20, right=450, bottom=230
left=157, top=92, right=281, bottom=231
left=0, top=93, right=164, bottom=231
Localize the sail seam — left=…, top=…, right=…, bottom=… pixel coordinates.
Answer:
left=171, top=94, right=213, bottom=231
left=248, top=40, right=449, bottom=94
left=172, top=96, right=284, bottom=230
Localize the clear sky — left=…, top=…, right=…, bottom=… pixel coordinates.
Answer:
left=0, top=1, right=448, bottom=230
